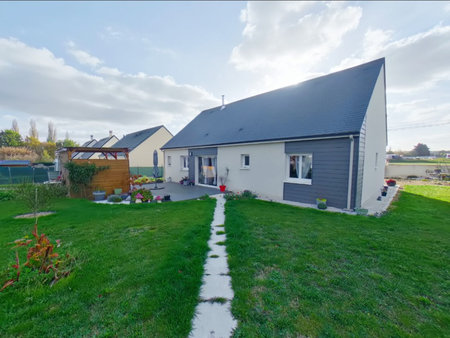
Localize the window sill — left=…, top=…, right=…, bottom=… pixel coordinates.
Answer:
left=181, top=168, right=189, bottom=171
left=240, top=167, right=250, bottom=170
left=284, top=179, right=312, bottom=185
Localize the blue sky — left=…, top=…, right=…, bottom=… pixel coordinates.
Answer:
left=0, top=1, right=449, bottom=150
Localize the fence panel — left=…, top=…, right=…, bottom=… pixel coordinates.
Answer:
left=129, top=166, right=164, bottom=178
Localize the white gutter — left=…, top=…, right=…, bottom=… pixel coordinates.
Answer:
left=346, top=135, right=355, bottom=210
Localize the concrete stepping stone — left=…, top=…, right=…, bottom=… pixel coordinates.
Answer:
left=189, top=301, right=236, bottom=338
left=190, top=194, right=236, bottom=338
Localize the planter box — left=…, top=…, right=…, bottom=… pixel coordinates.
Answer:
left=93, top=191, right=106, bottom=201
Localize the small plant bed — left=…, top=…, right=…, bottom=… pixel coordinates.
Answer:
left=0, top=197, right=215, bottom=336
left=225, top=185, right=450, bottom=336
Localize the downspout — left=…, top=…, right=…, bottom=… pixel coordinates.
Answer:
left=346, top=135, right=355, bottom=210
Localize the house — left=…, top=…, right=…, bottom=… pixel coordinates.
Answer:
left=162, top=58, right=387, bottom=210
left=71, top=136, right=97, bottom=159
left=79, top=131, right=120, bottom=160
left=113, top=126, right=173, bottom=176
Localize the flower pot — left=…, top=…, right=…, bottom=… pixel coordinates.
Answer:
left=381, top=191, right=387, bottom=196
left=219, top=185, right=226, bottom=192
left=93, top=191, right=106, bottom=201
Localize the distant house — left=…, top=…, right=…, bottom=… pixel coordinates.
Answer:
left=79, top=132, right=120, bottom=160
left=113, top=126, right=173, bottom=175
left=162, top=58, right=387, bottom=210
left=71, top=137, right=97, bottom=159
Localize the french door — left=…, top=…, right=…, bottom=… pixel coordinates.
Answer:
left=198, top=156, right=217, bottom=186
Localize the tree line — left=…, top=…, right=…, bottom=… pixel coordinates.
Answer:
left=0, top=119, right=79, bottom=162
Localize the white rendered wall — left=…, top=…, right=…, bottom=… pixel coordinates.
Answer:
left=129, top=127, right=172, bottom=168
left=361, top=65, right=387, bottom=208
left=217, top=142, right=285, bottom=200
left=164, top=148, right=189, bottom=183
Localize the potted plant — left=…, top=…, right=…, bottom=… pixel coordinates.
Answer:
left=386, top=179, right=396, bottom=187
left=93, top=188, right=106, bottom=201
left=180, top=176, right=190, bottom=186
left=219, top=167, right=229, bottom=192
left=381, top=186, right=388, bottom=196
left=131, top=188, right=153, bottom=203
left=134, top=193, right=143, bottom=203
left=316, top=198, right=327, bottom=210
left=155, top=195, right=162, bottom=203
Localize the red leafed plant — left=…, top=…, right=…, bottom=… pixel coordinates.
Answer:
left=1, top=223, right=75, bottom=292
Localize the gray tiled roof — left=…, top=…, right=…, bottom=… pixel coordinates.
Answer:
left=79, top=136, right=117, bottom=159
left=162, top=58, right=385, bottom=149
left=113, top=126, right=163, bottom=151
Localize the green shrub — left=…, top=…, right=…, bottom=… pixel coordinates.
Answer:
left=0, top=189, right=15, bottom=201
left=224, top=190, right=257, bottom=201
left=131, top=188, right=153, bottom=202
left=107, top=194, right=123, bottom=203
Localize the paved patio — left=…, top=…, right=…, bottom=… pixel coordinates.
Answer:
left=142, top=182, right=220, bottom=202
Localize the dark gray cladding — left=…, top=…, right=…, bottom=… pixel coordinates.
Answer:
left=283, top=137, right=359, bottom=209
left=188, top=147, right=218, bottom=182
left=163, top=58, right=384, bottom=150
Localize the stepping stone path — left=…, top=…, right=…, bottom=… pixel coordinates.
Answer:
left=190, top=194, right=237, bottom=338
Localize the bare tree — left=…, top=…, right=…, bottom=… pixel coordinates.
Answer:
left=12, top=119, right=19, bottom=133
left=29, top=119, right=39, bottom=139
left=47, top=121, right=57, bottom=143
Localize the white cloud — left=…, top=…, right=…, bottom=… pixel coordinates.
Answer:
left=0, top=38, right=219, bottom=142
left=96, top=66, right=122, bottom=76
left=66, top=41, right=103, bottom=67
left=230, top=1, right=362, bottom=88
left=334, top=24, right=450, bottom=92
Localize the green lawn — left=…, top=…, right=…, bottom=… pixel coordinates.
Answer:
left=0, top=198, right=215, bottom=336
left=225, top=186, right=450, bottom=336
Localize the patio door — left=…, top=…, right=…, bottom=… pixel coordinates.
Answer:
left=198, top=156, right=217, bottom=186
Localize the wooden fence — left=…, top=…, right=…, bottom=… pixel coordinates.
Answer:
left=72, top=158, right=130, bottom=197
left=58, top=147, right=130, bottom=199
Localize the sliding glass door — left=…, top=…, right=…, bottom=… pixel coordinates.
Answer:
left=198, top=156, right=217, bottom=186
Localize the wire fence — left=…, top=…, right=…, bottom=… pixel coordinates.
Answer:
left=0, top=166, right=55, bottom=185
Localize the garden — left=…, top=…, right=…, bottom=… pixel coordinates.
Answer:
left=225, top=185, right=450, bottom=336
left=0, top=183, right=448, bottom=336
left=0, top=185, right=215, bottom=336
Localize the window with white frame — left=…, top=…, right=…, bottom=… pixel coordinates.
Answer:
left=167, top=155, right=172, bottom=167
left=241, top=154, right=250, bottom=169
left=286, top=154, right=312, bottom=184
left=180, top=155, right=189, bottom=170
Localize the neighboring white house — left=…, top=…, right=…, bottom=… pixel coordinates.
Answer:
left=113, top=125, right=173, bottom=173
left=162, top=58, right=388, bottom=210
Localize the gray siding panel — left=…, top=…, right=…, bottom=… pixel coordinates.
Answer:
left=188, top=147, right=218, bottom=182
left=284, top=137, right=359, bottom=209
left=355, top=117, right=367, bottom=208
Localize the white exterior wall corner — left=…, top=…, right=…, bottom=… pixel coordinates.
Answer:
left=129, top=127, right=172, bottom=168
left=164, top=148, right=189, bottom=183
left=217, top=143, right=285, bottom=200
left=360, top=65, right=387, bottom=208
